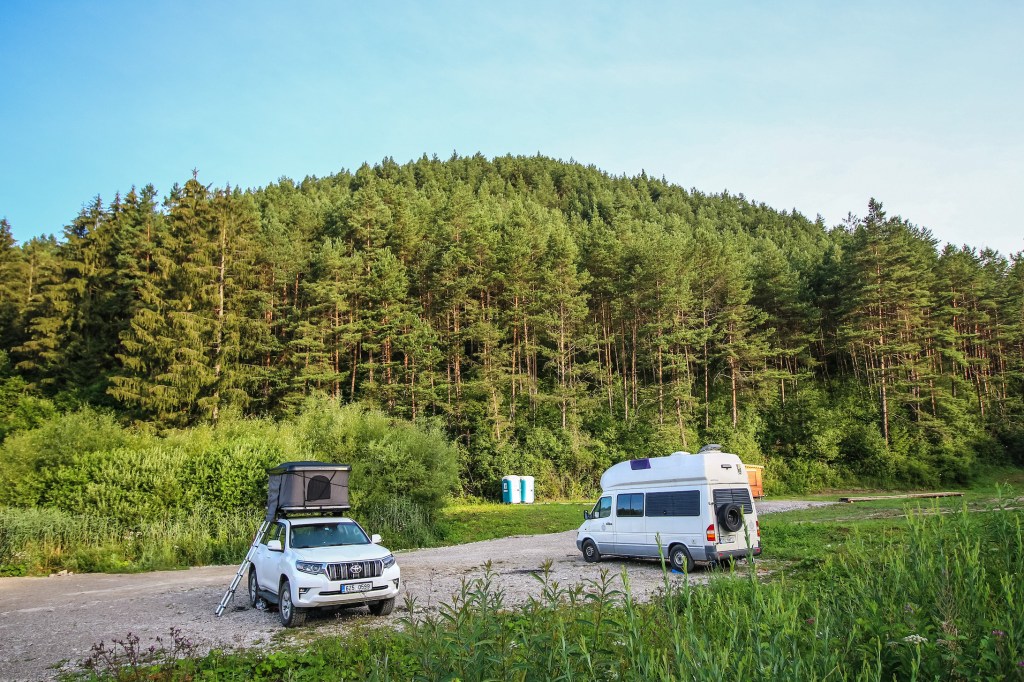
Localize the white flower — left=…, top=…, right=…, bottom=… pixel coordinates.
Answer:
left=903, top=634, right=927, bottom=644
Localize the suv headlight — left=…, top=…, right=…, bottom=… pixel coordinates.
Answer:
left=381, top=554, right=396, bottom=569
left=295, top=561, right=325, bottom=575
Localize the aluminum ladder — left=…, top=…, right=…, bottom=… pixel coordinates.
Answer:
left=215, top=519, right=270, bottom=617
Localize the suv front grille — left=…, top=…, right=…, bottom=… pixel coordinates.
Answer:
left=326, top=560, right=383, bottom=581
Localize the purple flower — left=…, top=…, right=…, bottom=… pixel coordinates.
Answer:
left=1018, top=661, right=1024, bottom=668
left=806, top=618, right=816, bottom=625
left=992, top=629, right=1006, bottom=638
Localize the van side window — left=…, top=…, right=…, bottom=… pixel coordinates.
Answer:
left=646, top=491, right=700, bottom=517
left=616, top=493, right=644, bottom=517
left=593, top=496, right=612, bottom=519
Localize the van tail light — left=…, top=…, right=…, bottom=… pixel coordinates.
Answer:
left=706, top=524, right=716, bottom=542
left=756, top=520, right=760, bottom=537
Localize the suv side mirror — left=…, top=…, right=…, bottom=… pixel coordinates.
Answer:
left=371, top=534, right=382, bottom=544
left=267, top=539, right=283, bottom=552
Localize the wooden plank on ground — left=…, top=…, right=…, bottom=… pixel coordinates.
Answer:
left=839, top=492, right=965, bottom=503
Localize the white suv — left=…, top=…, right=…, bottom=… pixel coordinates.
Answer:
left=248, top=516, right=401, bottom=627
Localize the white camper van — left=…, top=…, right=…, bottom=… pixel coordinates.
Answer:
left=576, top=445, right=761, bottom=572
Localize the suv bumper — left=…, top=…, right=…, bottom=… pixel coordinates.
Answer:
left=292, top=565, right=401, bottom=607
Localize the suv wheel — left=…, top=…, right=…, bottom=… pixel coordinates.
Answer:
left=278, top=579, right=307, bottom=627
left=368, top=597, right=396, bottom=616
left=248, top=568, right=259, bottom=608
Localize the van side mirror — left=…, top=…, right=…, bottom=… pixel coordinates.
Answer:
left=267, top=539, right=283, bottom=552
left=583, top=511, right=592, bottom=521
left=371, top=534, right=382, bottom=544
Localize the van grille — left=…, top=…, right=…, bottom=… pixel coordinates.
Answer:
left=326, top=560, right=383, bottom=581
left=713, top=488, right=753, bottom=513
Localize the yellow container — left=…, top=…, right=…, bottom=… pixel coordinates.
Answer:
left=745, top=464, right=765, bottom=498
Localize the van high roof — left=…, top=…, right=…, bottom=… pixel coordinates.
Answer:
left=600, top=449, right=747, bottom=491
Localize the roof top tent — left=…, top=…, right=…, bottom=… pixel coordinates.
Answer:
left=265, top=461, right=352, bottom=522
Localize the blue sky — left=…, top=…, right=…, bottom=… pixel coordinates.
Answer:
left=2, top=2, right=1022, bottom=254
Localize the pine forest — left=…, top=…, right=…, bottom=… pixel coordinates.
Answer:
left=2, top=154, right=1022, bottom=498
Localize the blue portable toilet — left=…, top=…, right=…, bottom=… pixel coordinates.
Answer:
left=502, top=475, right=522, bottom=504
left=520, top=476, right=535, bottom=504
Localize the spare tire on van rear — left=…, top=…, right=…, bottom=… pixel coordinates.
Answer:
left=717, top=503, right=744, bottom=532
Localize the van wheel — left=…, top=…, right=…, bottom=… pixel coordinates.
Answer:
left=669, top=545, right=694, bottom=573
left=718, top=503, right=744, bottom=532
left=582, top=540, right=601, bottom=563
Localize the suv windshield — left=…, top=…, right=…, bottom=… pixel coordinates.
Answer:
left=290, top=522, right=369, bottom=549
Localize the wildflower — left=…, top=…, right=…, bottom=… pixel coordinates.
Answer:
left=991, top=629, right=1006, bottom=638
left=903, top=604, right=914, bottom=613
left=805, top=618, right=816, bottom=625
left=1017, top=661, right=1024, bottom=668
left=903, top=634, right=927, bottom=644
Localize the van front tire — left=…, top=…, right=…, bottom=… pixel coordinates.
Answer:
left=582, top=540, right=601, bottom=563
left=669, top=545, right=695, bottom=573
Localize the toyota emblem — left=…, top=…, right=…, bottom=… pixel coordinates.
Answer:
left=350, top=564, right=362, bottom=575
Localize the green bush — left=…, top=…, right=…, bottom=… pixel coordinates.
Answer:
left=292, top=397, right=459, bottom=514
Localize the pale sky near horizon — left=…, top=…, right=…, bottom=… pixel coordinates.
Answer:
left=2, top=2, right=1022, bottom=255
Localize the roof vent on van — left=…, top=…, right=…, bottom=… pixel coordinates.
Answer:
left=698, top=444, right=723, bottom=453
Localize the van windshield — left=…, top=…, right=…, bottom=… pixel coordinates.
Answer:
left=592, top=496, right=612, bottom=519
left=290, top=522, right=369, bottom=549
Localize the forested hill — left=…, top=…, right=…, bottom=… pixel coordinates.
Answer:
left=1, top=154, right=1022, bottom=495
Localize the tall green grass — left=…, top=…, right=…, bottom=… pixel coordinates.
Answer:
left=0, top=498, right=446, bottom=575
left=68, top=493, right=1024, bottom=681
left=0, top=507, right=261, bottom=575
left=372, top=496, right=1024, bottom=681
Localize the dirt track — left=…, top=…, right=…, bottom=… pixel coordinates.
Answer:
left=0, top=500, right=827, bottom=681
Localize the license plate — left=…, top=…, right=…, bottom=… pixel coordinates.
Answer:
left=341, top=582, right=373, bottom=594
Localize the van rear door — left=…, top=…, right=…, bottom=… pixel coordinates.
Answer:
left=711, top=487, right=758, bottom=553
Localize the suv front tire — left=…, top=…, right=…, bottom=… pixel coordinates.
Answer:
left=278, top=578, right=307, bottom=627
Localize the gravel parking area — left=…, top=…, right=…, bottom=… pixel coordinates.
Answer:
left=0, top=499, right=829, bottom=681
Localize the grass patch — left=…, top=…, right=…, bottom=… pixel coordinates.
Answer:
left=0, top=507, right=261, bottom=575
left=436, top=502, right=588, bottom=545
